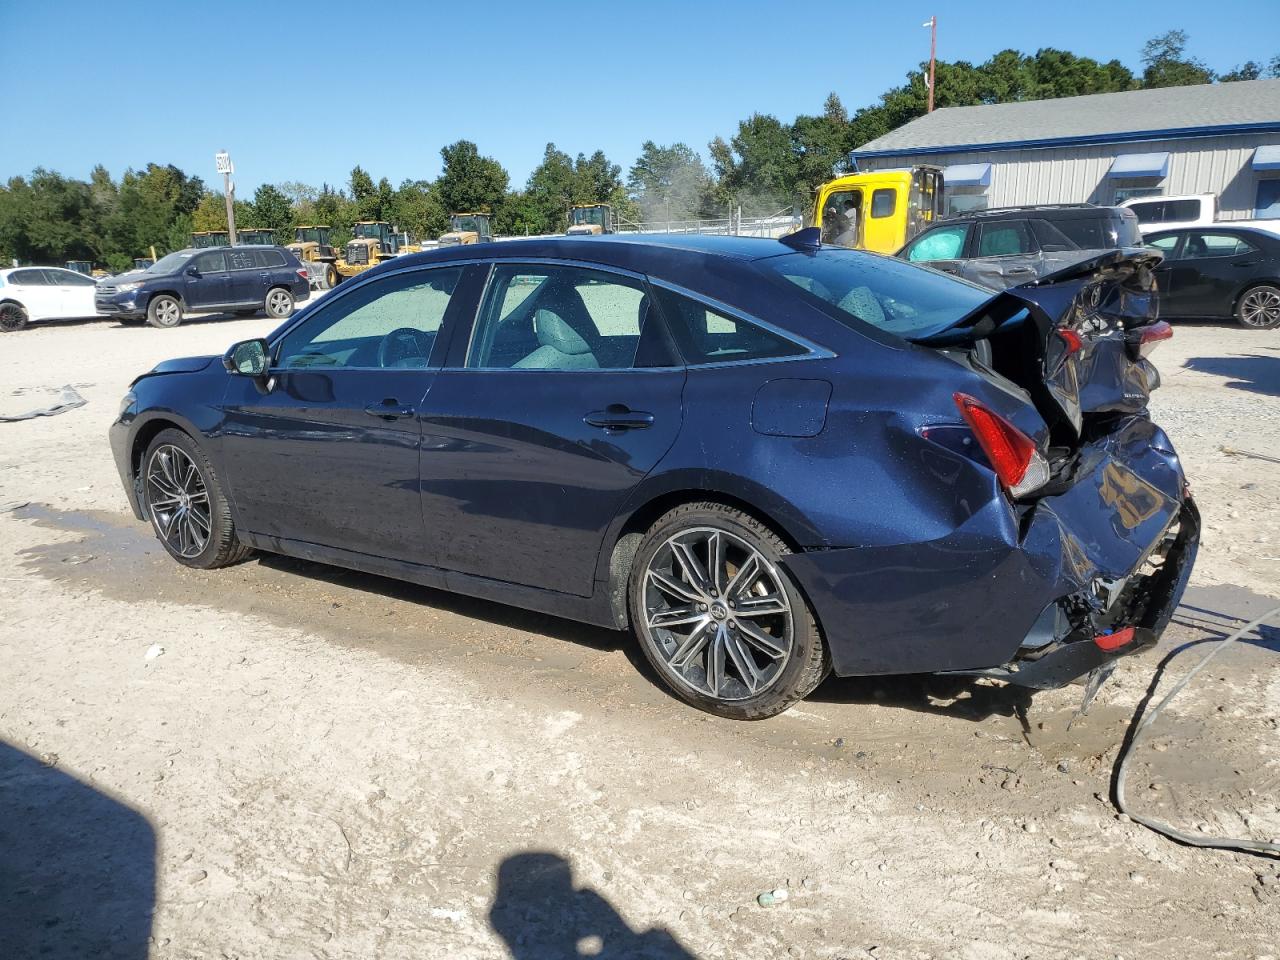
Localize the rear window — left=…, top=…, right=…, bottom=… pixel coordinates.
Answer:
left=761, top=249, right=992, bottom=340
left=1128, top=198, right=1201, bottom=224
left=1052, top=214, right=1140, bottom=250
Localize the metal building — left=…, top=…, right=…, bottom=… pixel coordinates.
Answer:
left=851, top=79, right=1280, bottom=221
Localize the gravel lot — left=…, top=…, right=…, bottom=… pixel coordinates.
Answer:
left=0, top=308, right=1277, bottom=960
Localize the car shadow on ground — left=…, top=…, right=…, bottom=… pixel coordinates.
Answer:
left=0, top=740, right=155, bottom=960
left=489, top=851, right=697, bottom=960
left=810, top=671, right=1034, bottom=725
left=1183, top=354, right=1280, bottom=398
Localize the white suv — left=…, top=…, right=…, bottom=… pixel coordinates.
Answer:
left=0, top=266, right=102, bottom=332
left=1121, top=193, right=1280, bottom=238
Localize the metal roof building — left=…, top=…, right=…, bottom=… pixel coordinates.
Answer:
left=851, top=79, right=1280, bottom=221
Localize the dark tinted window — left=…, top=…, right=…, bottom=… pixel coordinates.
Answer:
left=1052, top=216, right=1136, bottom=250
left=195, top=251, right=226, bottom=272
left=257, top=248, right=287, bottom=267
left=10, top=269, right=48, bottom=286
left=1127, top=199, right=1201, bottom=224
left=1030, top=219, right=1081, bottom=252
left=468, top=264, right=653, bottom=370
left=976, top=220, right=1036, bottom=257
left=45, top=268, right=95, bottom=286
left=226, top=249, right=256, bottom=271
left=764, top=249, right=992, bottom=340
left=277, top=267, right=462, bottom=369
left=870, top=188, right=896, bottom=219
left=654, top=287, right=807, bottom=365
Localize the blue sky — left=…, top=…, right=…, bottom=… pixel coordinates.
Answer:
left=3, top=0, right=1276, bottom=193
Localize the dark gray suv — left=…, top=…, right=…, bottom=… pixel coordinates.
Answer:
left=898, top=204, right=1144, bottom=289
left=95, top=245, right=311, bottom=328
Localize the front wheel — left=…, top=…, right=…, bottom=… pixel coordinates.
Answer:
left=265, top=287, right=295, bottom=319
left=1237, top=284, right=1280, bottom=329
left=628, top=502, right=829, bottom=720
left=142, top=429, right=252, bottom=569
left=147, top=294, right=182, bottom=328
left=325, top=264, right=338, bottom=288
left=0, top=302, right=28, bottom=332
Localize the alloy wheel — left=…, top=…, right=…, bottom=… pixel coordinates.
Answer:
left=0, top=303, right=26, bottom=332
left=643, top=527, right=794, bottom=701
left=267, top=290, right=292, bottom=317
left=146, top=444, right=211, bottom=558
left=154, top=299, right=180, bottom=325
left=1239, top=287, right=1280, bottom=328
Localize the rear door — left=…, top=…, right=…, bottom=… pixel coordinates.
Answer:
left=223, top=248, right=264, bottom=306
left=1167, top=231, right=1263, bottom=318
left=8, top=269, right=58, bottom=320
left=219, top=264, right=476, bottom=562
left=418, top=261, right=684, bottom=596
left=185, top=251, right=230, bottom=309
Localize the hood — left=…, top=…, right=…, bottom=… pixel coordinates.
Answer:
left=148, top=355, right=216, bottom=376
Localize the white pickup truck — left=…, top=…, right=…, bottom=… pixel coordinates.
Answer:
left=1120, top=193, right=1280, bottom=237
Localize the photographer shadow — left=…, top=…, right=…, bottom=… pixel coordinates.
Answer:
left=490, top=852, right=696, bottom=960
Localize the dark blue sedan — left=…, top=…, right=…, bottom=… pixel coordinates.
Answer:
left=109, top=232, right=1197, bottom=719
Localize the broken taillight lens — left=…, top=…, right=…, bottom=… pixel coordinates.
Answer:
left=1094, top=626, right=1135, bottom=651
left=953, top=393, right=1050, bottom=498
left=1128, top=320, right=1172, bottom=359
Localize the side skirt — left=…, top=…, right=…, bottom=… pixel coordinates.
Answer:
left=240, top=532, right=622, bottom=631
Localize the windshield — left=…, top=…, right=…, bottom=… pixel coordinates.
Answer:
left=760, top=249, right=994, bottom=340
left=296, top=228, right=323, bottom=243
left=452, top=216, right=482, bottom=233
left=571, top=207, right=604, bottom=226
left=146, top=251, right=195, bottom=274
left=354, top=223, right=385, bottom=239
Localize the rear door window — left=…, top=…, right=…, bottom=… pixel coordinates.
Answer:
left=226, top=249, right=256, bottom=271
left=976, top=220, right=1036, bottom=257
left=653, top=287, right=807, bottom=366
left=904, top=224, right=968, bottom=262
left=257, top=249, right=287, bottom=268
left=1182, top=232, right=1256, bottom=258
left=1030, top=219, right=1080, bottom=252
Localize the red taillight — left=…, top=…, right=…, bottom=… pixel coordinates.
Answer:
left=1058, top=329, right=1083, bottom=354
left=1094, top=626, right=1135, bottom=651
left=953, top=393, right=1050, bottom=498
left=1136, top=320, right=1172, bottom=358
left=297, top=268, right=309, bottom=281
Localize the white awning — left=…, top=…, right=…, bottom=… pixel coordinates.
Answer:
left=941, top=163, right=992, bottom=188
left=1253, top=145, right=1280, bottom=171
left=1106, top=153, right=1170, bottom=179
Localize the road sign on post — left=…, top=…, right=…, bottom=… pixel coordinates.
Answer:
left=216, top=150, right=237, bottom=245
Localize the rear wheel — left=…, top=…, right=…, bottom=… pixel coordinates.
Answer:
left=142, top=429, right=251, bottom=569
left=265, top=287, right=294, bottom=319
left=629, top=502, right=829, bottom=720
left=0, top=302, right=28, bottom=332
left=325, top=264, right=338, bottom=288
left=147, top=295, right=182, bottom=328
left=1237, top=284, right=1280, bottom=329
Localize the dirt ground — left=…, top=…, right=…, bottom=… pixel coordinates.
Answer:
left=0, top=307, right=1278, bottom=960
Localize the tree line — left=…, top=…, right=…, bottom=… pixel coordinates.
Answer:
left=2, top=31, right=1274, bottom=272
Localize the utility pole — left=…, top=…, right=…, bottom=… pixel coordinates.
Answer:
left=215, top=150, right=238, bottom=245
left=924, top=16, right=937, bottom=113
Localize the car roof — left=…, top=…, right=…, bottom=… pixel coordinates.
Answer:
left=1145, top=225, right=1278, bottom=239
left=943, top=204, right=1130, bottom=223
left=411, top=233, right=797, bottom=269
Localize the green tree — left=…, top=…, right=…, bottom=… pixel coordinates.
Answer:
left=1140, top=30, right=1215, bottom=87
left=251, top=184, right=295, bottom=236
left=436, top=140, right=510, bottom=217
left=389, top=179, right=448, bottom=241
left=627, top=141, right=714, bottom=222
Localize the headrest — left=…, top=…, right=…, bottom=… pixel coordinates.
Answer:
left=534, top=309, right=592, bottom=355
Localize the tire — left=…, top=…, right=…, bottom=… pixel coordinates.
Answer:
left=234, top=308, right=259, bottom=318
left=1236, top=284, right=1280, bottom=329
left=146, top=294, right=182, bottom=329
left=0, top=302, right=28, bottom=333
left=141, top=428, right=252, bottom=569
left=325, top=264, right=338, bottom=288
left=628, top=502, right=829, bottom=720
left=265, top=287, right=295, bottom=319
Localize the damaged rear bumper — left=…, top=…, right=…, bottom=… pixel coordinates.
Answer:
left=781, top=415, right=1197, bottom=688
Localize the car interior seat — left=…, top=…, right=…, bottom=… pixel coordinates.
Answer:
left=836, top=286, right=887, bottom=326
left=1185, top=236, right=1208, bottom=258
left=514, top=308, right=600, bottom=369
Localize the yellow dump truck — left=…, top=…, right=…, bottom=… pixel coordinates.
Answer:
left=438, top=213, right=492, bottom=246
left=566, top=204, right=613, bottom=236
left=811, top=167, right=944, bottom=254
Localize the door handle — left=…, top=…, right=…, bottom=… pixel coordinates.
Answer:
left=584, top=406, right=655, bottom=431
left=364, top=399, right=416, bottom=421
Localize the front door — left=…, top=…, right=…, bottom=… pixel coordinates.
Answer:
left=185, top=250, right=230, bottom=309
left=419, top=262, right=684, bottom=597
left=219, top=264, right=473, bottom=562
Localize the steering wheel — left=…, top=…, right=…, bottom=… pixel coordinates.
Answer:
left=377, top=327, right=432, bottom=368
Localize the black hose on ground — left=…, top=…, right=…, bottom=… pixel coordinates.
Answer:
left=1114, top=604, right=1280, bottom=858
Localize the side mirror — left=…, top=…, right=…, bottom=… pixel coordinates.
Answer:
left=186, top=266, right=201, bottom=277
left=223, top=338, right=270, bottom=377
